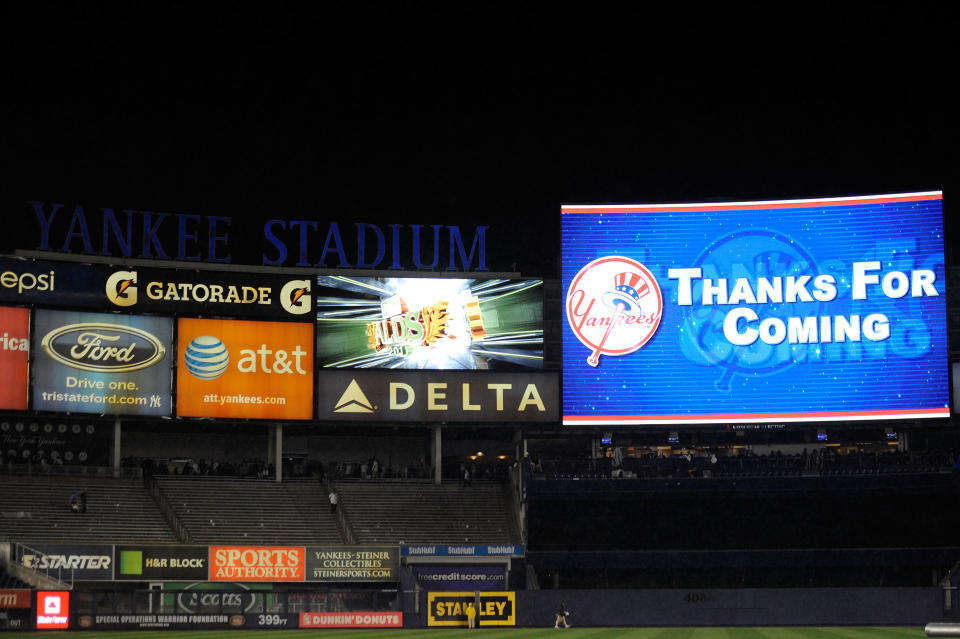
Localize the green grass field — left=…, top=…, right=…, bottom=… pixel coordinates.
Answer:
left=0, top=628, right=928, bottom=639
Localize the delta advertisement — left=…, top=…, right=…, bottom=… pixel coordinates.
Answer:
left=176, top=319, right=314, bottom=420
left=427, top=591, right=515, bottom=627
left=562, top=192, right=949, bottom=424
left=31, top=310, right=173, bottom=416
left=0, top=306, right=29, bottom=410
left=316, top=276, right=543, bottom=370
left=317, top=369, right=557, bottom=423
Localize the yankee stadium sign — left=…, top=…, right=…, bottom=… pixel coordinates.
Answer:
left=23, top=201, right=490, bottom=271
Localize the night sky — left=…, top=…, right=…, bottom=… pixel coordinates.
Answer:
left=3, top=4, right=958, bottom=277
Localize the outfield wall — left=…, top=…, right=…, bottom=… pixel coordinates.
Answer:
left=514, top=588, right=941, bottom=627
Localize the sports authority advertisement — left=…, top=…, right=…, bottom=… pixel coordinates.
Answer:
left=305, top=546, right=399, bottom=582
left=176, top=319, right=314, bottom=420
left=209, top=546, right=305, bottom=582
left=316, top=370, right=557, bottom=423
left=316, top=276, right=543, bottom=370
left=427, top=591, right=515, bottom=627
left=114, top=545, right=209, bottom=581
left=562, top=192, right=949, bottom=424
left=31, top=310, right=173, bottom=416
left=0, top=306, right=29, bottom=410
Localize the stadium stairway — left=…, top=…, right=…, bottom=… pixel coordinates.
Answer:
left=0, top=475, right=177, bottom=543
left=154, top=476, right=342, bottom=544
left=333, top=479, right=521, bottom=545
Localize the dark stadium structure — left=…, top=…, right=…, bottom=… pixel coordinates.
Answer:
left=1, top=239, right=960, bottom=630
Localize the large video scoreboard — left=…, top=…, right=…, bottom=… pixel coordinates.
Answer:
left=562, top=192, right=949, bottom=425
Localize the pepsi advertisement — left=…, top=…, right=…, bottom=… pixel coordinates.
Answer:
left=561, top=192, right=949, bottom=425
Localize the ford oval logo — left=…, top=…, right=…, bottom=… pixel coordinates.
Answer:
left=41, top=323, right=166, bottom=372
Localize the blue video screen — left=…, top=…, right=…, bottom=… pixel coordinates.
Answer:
left=561, top=192, right=948, bottom=425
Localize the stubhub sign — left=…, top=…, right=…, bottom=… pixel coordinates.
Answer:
left=562, top=192, right=949, bottom=425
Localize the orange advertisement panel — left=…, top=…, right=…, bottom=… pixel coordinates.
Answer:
left=177, top=318, right=314, bottom=419
left=210, top=546, right=305, bottom=582
left=0, top=306, right=29, bottom=410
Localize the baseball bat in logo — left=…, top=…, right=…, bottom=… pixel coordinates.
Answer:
left=566, top=256, right=663, bottom=366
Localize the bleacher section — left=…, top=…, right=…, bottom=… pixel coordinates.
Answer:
left=154, top=476, right=342, bottom=544
left=334, top=480, right=519, bottom=544
left=0, top=475, right=176, bottom=543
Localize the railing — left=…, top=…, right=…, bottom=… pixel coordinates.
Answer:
left=146, top=477, right=191, bottom=543
left=10, top=541, right=75, bottom=588
left=0, top=463, right=142, bottom=480
left=324, top=480, right=356, bottom=544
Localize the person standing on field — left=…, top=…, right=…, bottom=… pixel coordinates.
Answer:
left=466, top=601, right=477, bottom=629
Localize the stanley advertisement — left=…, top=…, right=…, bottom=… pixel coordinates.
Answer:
left=427, top=591, right=515, bottom=627
left=317, top=370, right=558, bottom=423
left=32, top=310, right=173, bottom=416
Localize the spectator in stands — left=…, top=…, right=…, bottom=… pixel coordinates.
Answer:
left=69, top=490, right=86, bottom=514
left=328, top=489, right=338, bottom=514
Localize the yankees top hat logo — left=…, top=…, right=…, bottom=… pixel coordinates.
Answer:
left=566, top=256, right=663, bottom=367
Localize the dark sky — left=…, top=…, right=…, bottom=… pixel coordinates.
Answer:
left=3, top=4, right=958, bottom=276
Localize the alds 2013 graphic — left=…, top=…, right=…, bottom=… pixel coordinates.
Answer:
left=562, top=192, right=949, bottom=425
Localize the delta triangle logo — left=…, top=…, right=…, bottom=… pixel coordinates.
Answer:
left=333, top=379, right=375, bottom=413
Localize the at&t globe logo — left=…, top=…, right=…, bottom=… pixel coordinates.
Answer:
left=566, top=256, right=663, bottom=366
left=185, top=336, right=230, bottom=379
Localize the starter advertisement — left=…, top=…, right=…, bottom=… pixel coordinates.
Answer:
left=176, top=319, right=314, bottom=420
left=427, top=591, right=515, bottom=627
left=209, top=546, right=305, bottom=582
left=0, top=306, right=29, bottom=410
left=562, top=192, right=949, bottom=424
left=402, top=545, right=524, bottom=557
left=114, top=545, right=209, bottom=581
left=18, top=544, right=113, bottom=581
left=317, top=369, right=557, bottom=423
left=305, top=546, right=398, bottom=582
left=32, top=310, right=173, bottom=416
left=316, top=276, right=543, bottom=370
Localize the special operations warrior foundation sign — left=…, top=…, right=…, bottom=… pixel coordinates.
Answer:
left=562, top=192, right=949, bottom=424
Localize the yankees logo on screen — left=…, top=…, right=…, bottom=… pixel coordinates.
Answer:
left=566, top=256, right=663, bottom=366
